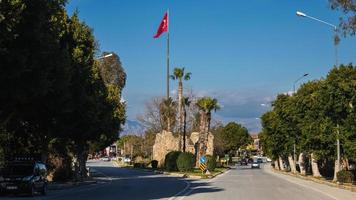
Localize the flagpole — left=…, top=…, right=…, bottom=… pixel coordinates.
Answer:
left=166, top=9, right=170, bottom=100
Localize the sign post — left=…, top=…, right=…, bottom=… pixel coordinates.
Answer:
left=199, top=155, right=207, bottom=174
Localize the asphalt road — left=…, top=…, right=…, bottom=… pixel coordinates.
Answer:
left=0, top=162, right=340, bottom=200
left=1, top=160, right=189, bottom=200
left=174, top=164, right=335, bottom=200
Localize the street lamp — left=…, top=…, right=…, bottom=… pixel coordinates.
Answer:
left=296, top=11, right=341, bottom=177
left=292, top=73, right=308, bottom=168
left=296, top=11, right=338, bottom=66
left=96, top=53, right=113, bottom=60
left=293, top=73, right=309, bottom=94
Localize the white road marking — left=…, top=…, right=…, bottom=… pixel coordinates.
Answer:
left=176, top=169, right=231, bottom=200
left=264, top=169, right=337, bottom=200
left=167, top=180, right=191, bottom=200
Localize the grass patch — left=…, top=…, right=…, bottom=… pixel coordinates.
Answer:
left=173, top=167, right=228, bottom=179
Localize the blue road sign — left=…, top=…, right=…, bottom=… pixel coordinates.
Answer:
left=200, top=155, right=206, bottom=163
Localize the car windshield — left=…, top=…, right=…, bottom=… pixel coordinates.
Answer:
left=2, top=164, right=33, bottom=177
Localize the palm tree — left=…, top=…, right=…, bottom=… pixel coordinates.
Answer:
left=170, top=67, right=191, bottom=149
left=159, top=97, right=177, bottom=132
left=196, top=97, right=220, bottom=133
left=195, top=97, right=220, bottom=167
left=182, top=97, right=191, bottom=152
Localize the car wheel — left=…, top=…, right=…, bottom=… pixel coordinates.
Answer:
left=29, top=184, right=36, bottom=197
left=41, top=183, right=47, bottom=195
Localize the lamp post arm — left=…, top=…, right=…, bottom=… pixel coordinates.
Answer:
left=293, top=74, right=309, bottom=94
left=305, top=15, right=337, bottom=30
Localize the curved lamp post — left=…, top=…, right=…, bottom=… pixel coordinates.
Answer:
left=296, top=11, right=341, bottom=178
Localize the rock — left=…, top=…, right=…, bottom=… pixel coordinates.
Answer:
left=190, top=132, right=200, bottom=144
left=152, top=130, right=180, bottom=167
left=206, top=132, right=214, bottom=156
left=152, top=130, right=215, bottom=167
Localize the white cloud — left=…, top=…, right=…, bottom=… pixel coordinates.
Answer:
left=192, top=89, right=276, bottom=133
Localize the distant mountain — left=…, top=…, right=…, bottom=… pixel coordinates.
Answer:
left=121, top=120, right=146, bottom=136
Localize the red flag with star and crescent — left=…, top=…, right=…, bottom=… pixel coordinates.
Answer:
left=153, top=12, right=168, bottom=38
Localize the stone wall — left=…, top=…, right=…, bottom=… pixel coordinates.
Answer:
left=152, top=130, right=214, bottom=167
left=152, top=131, right=180, bottom=166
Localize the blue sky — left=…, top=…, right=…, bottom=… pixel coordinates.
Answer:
left=67, top=0, right=356, bottom=133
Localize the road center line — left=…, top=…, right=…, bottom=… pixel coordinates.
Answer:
left=176, top=169, right=232, bottom=200
left=168, top=180, right=191, bottom=200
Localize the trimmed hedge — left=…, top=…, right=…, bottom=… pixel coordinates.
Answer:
left=177, top=152, right=195, bottom=172
left=151, top=160, right=158, bottom=169
left=52, top=167, right=73, bottom=182
left=165, top=151, right=181, bottom=171
left=206, top=155, right=217, bottom=171
left=337, top=170, right=354, bottom=183
left=133, top=162, right=146, bottom=168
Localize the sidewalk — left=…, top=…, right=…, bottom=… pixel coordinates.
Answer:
left=263, top=164, right=356, bottom=200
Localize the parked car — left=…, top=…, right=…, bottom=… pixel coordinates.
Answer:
left=251, top=161, right=260, bottom=169
left=0, top=159, right=47, bottom=196
left=124, top=157, right=131, bottom=163
left=101, top=156, right=111, bottom=162
left=240, top=159, right=247, bottom=166
left=257, top=158, right=263, bottom=163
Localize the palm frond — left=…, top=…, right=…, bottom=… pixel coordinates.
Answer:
left=184, top=72, right=192, bottom=81
left=170, top=75, right=176, bottom=80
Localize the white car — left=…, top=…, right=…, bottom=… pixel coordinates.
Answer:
left=251, top=162, right=260, bottom=169
left=101, top=156, right=111, bottom=161
left=123, top=157, right=131, bottom=163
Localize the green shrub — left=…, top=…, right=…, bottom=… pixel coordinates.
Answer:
left=133, top=162, right=146, bottom=168
left=177, top=152, right=195, bottom=172
left=52, top=167, right=73, bottom=182
left=337, top=170, right=353, bottom=183
left=165, top=151, right=181, bottom=171
left=206, top=155, right=217, bottom=171
left=151, top=160, right=158, bottom=169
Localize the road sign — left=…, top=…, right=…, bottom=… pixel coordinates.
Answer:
left=199, top=163, right=207, bottom=172
left=200, top=155, right=206, bottom=164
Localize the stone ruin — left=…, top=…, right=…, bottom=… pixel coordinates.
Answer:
left=152, top=130, right=214, bottom=167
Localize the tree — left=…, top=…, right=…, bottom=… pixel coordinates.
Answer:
left=261, top=65, right=356, bottom=178
left=96, top=52, right=126, bottom=87
left=273, top=94, right=300, bottom=173
left=92, top=52, right=127, bottom=152
left=260, top=111, right=286, bottom=170
left=214, top=122, right=251, bottom=155
left=195, top=97, right=220, bottom=166
left=137, top=97, right=165, bottom=133
left=159, top=97, right=177, bottom=132
left=182, top=97, right=191, bottom=152
left=0, top=1, right=126, bottom=180
left=170, top=67, right=191, bottom=149
left=0, top=0, right=72, bottom=159
left=117, top=135, right=144, bottom=158
left=59, top=13, right=125, bottom=178
left=196, top=97, right=220, bottom=134
left=318, top=64, right=356, bottom=179
left=329, top=0, right=356, bottom=37
left=142, top=129, right=157, bottom=158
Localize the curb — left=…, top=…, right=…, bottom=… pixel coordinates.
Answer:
left=112, top=160, right=229, bottom=180
left=48, top=180, right=97, bottom=190
left=161, top=168, right=229, bottom=180
left=271, top=168, right=356, bottom=193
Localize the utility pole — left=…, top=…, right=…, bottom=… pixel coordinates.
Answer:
left=336, top=123, right=340, bottom=174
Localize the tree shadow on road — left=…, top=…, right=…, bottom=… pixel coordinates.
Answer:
left=81, top=163, right=225, bottom=200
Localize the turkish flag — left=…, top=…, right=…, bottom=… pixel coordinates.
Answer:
left=153, top=12, right=168, bottom=38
